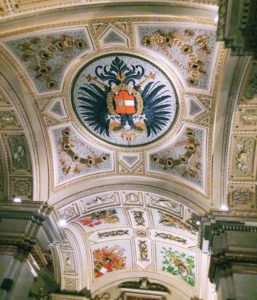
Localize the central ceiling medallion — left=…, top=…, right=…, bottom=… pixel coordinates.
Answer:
left=72, top=53, right=178, bottom=147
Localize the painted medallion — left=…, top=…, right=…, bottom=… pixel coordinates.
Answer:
left=72, top=53, right=178, bottom=146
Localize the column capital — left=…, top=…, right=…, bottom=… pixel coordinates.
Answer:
left=199, top=211, right=257, bottom=285
left=0, top=201, right=62, bottom=262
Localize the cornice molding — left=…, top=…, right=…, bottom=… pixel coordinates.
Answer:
left=0, top=201, right=52, bottom=223
left=0, top=202, right=63, bottom=262
left=209, top=253, right=257, bottom=283
left=217, top=0, right=257, bottom=56
left=0, top=1, right=218, bottom=25
left=200, top=211, right=257, bottom=285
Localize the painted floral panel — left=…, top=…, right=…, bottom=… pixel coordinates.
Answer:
left=78, top=208, right=126, bottom=230
left=160, top=246, right=196, bottom=286
left=91, top=240, right=131, bottom=279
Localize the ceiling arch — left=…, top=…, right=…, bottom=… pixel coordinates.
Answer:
left=54, top=189, right=200, bottom=298
left=0, top=75, right=37, bottom=201
left=3, top=1, right=253, bottom=299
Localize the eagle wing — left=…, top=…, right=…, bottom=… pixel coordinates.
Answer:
left=142, top=81, right=171, bottom=137
left=78, top=83, right=110, bottom=136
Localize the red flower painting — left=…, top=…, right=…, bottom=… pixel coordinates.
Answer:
left=93, top=246, right=126, bottom=278
left=79, top=209, right=119, bottom=228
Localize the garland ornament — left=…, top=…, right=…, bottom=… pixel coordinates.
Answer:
left=59, top=128, right=110, bottom=174
left=142, top=30, right=211, bottom=85
left=151, top=128, right=199, bottom=171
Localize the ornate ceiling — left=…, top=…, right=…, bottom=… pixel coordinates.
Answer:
left=0, top=0, right=256, bottom=299
left=56, top=190, right=199, bottom=298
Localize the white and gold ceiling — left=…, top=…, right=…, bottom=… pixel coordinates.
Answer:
left=0, top=0, right=257, bottom=299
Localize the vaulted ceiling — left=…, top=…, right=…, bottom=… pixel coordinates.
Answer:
left=0, top=0, right=256, bottom=299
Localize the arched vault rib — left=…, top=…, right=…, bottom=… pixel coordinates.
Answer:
left=51, top=178, right=210, bottom=214
left=0, top=55, right=49, bottom=201
left=211, top=55, right=251, bottom=208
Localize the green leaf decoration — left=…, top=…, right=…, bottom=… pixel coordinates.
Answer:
left=161, top=246, right=195, bottom=286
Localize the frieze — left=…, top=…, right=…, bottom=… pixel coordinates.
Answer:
left=0, top=1, right=219, bottom=20
left=0, top=239, right=34, bottom=260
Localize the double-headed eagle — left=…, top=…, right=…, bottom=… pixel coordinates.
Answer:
left=77, top=56, right=172, bottom=140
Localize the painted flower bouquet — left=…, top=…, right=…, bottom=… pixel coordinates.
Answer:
left=93, top=246, right=126, bottom=278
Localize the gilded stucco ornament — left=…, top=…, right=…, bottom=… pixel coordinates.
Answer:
left=138, top=24, right=216, bottom=89
left=50, top=125, right=113, bottom=184
left=5, top=29, right=90, bottom=93
left=148, top=125, right=206, bottom=191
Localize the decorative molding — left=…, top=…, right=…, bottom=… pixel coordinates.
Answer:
left=217, top=0, right=257, bottom=56
left=119, top=277, right=170, bottom=293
